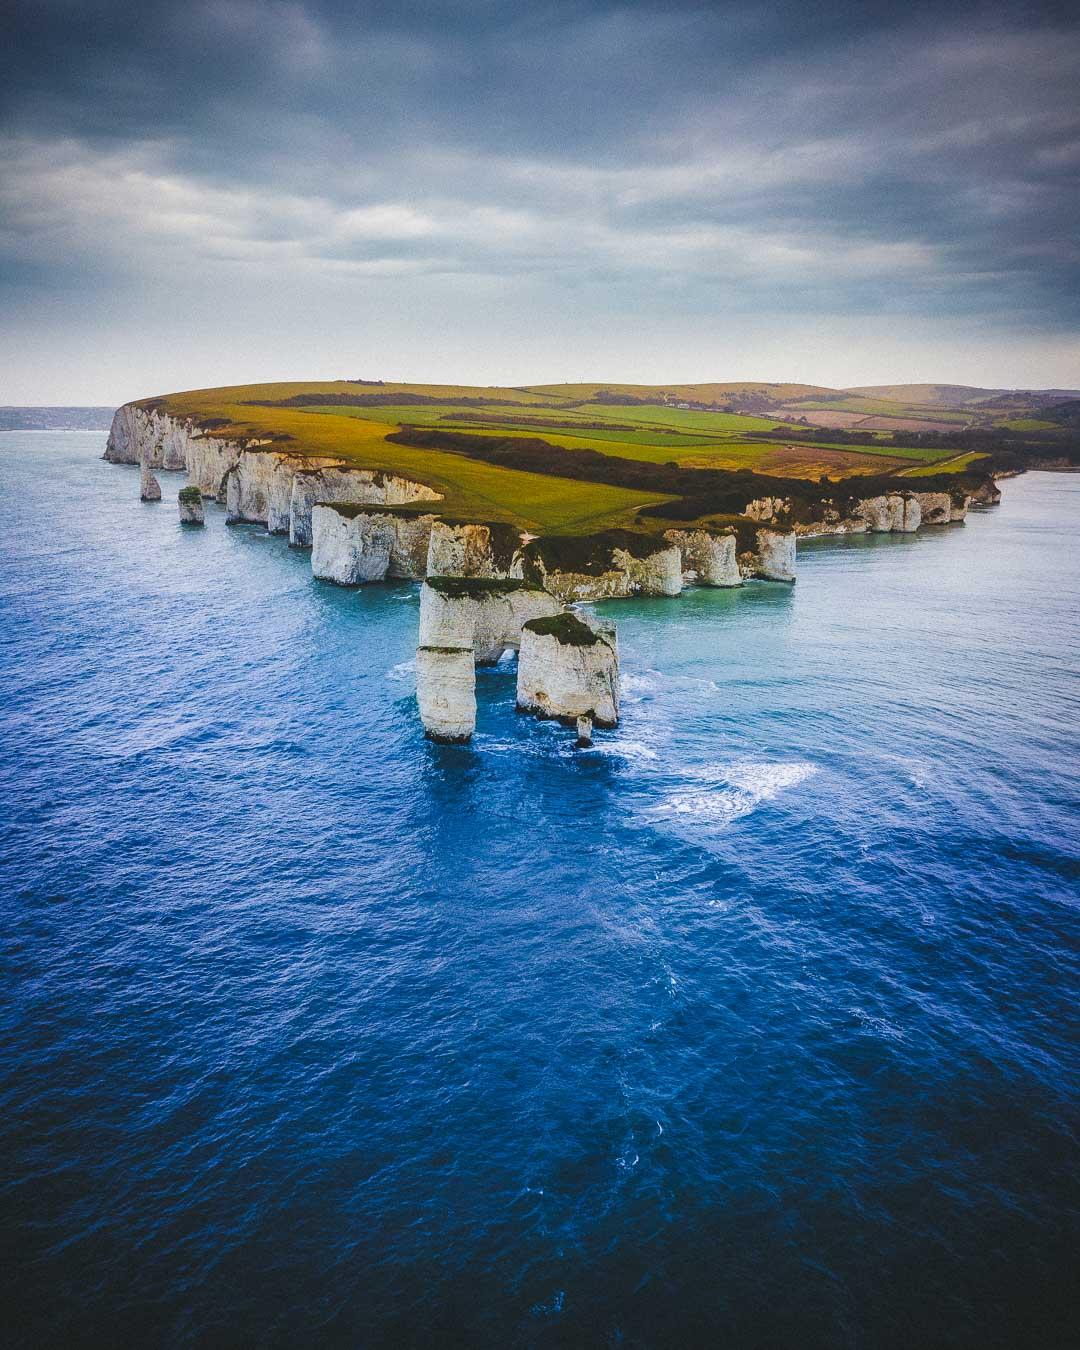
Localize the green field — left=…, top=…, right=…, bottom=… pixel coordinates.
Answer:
left=145, top=378, right=1004, bottom=536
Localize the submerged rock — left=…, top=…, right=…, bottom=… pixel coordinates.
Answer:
left=178, top=486, right=205, bottom=525
left=415, top=646, right=476, bottom=743
left=575, top=714, right=594, bottom=748
left=516, top=611, right=619, bottom=728
left=140, top=462, right=161, bottom=501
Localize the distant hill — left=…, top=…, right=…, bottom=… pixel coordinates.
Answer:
left=845, top=384, right=1080, bottom=408
left=0, top=407, right=115, bottom=431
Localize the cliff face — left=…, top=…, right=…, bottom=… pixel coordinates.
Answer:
left=853, top=494, right=906, bottom=532
left=418, top=579, right=562, bottom=663
left=106, top=404, right=192, bottom=469
left=664, top=529, right=742, bottom=587
left=185, top=431, right=245, bottom=499
left=311, top=505, right=436, bottom=584
left=908, top=491, right=952, bottom=525
left=416, top=647, right=477, bottom=742
left=107, top=403, right=442, bottom=542
left=743, top=528, right=796, bottom=582
left=745, top=487, right=978, bottom=538
left=426, top=522, right=525, bottom=579
left=516, top=613, right=620, bottom=728
left=290, top=467, right=440, bottom=548
left=969, top=479, right=1002, bottom=507
left=522, top=536, right=683, bottom=602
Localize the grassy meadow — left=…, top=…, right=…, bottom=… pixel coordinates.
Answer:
left=146, top=378, right=1022, bottom=535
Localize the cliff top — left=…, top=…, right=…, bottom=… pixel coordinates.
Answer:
left=131, top=379, right=1011, bottom=536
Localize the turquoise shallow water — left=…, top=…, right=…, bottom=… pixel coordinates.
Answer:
left=1, top=434, right=1078, bottom=1348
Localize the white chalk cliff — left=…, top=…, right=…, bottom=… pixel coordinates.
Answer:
left=414, top=578, right=569, bottom=742
left=426, top=521, right=526, bottom=579
left=745, top=528, right=797, bottom=582
left=522, top=534, right=683, bottom=601
left=415, top=647, right=477, bottom=743
left=106, top=403, right=441, bottom=545
left=516, top=612, right=620, bottom=728
left=664, top=529, right=742, bottom=587
left=311, top=505, right=436, bottom=584
left=418, top=578, right=562, bottom=663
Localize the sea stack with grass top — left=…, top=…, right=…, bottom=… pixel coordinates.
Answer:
left=516, top=611, right=619, bottom=735
left=178, top=485, right=205, bottom=525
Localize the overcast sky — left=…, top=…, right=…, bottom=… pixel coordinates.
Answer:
left=2, top=0, right=1078, bottom=403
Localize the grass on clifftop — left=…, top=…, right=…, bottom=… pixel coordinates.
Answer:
left=522, top=611, right=606, bottom=647
left=142, top=379, right=1004, bottom=537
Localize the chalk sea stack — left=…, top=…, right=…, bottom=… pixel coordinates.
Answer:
left=140, top=461, right=161, bottom=501
left=178, top=485, right=204, bottom=525
left=516, top=611, right=620, bottom=729
left=416, top=646, right=477, bottom=743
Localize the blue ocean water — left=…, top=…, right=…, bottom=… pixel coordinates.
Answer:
left=1, top=432, right=1078, bottom=1348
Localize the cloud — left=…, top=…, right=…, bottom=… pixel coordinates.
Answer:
left=0, top=0, right=1077, bottom=398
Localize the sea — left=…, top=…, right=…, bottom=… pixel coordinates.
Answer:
left=2, top=432, right=1077, bottom=1348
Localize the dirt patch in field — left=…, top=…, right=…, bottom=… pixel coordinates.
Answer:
left=777, top=408, right=871, bottom=428
left=855, top=415, right=964, bottom=433
left=755, top=444, right=911, bottom=477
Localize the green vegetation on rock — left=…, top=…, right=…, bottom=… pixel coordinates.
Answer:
left=522, top=612, right=605, bottom=647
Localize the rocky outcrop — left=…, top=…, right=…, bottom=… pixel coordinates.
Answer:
left=185, top=431, right=245, bottom=499
left=178, top=486, right=205, bottom=525
left=742, top=528, right=796, bottom=582
left=106, top=402, right=442, bottom=538
left=289, top=467, right=441, bottom=548
left=140, top=461, right=161, bottom=501
left=852, top=494, right=906, bottom=532
left=516, top=612, right=620, bottom=728
left=419, top=578, right=562, bottom=663
left=744, top=495, right=789, bottom=523
left=311, top=504, right=436, bottom=584
left=908, top=491, right=952, bottom=525
left=416, top=647, right=476, bottom=743
left=747, top=490, right=938, bottom=537
left=426, top=521, right=525, bottom=579
left=107, top=404, right=193, bottom=469
left=522, top=531, right=682, bottom=602
left=969, top=478, right=1001, bottom=507
left=664, top=528, right=741, bottom=586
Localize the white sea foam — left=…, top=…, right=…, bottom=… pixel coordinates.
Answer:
left=386, top=660, right=415, bottom=681
left=620, top=670, right=663, bottom=701
left=655, top=760, right=817, bottom=827
left=593, top=738, right=660, bottom=762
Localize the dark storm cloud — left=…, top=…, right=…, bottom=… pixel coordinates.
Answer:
left=1, top=1, right=1078, bottom=361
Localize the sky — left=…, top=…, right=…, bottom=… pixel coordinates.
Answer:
left=1, top=0, right=1078, bottom=403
